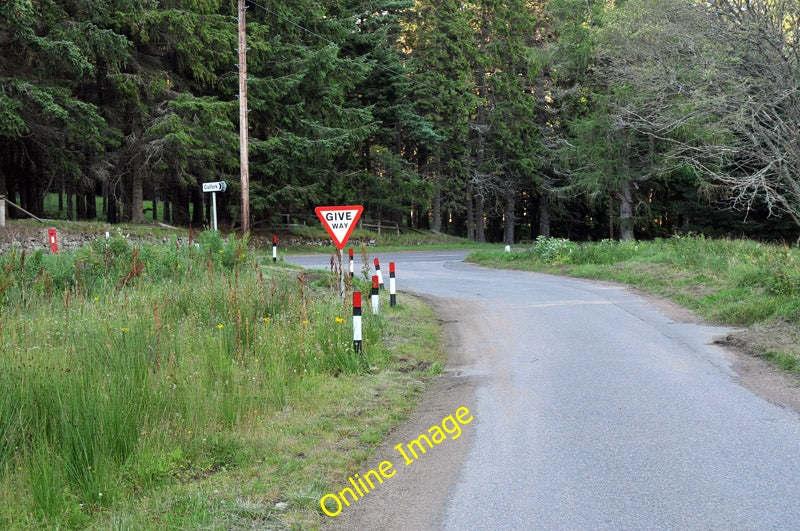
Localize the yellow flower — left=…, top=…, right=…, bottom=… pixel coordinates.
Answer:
left=120, top=327, right=130, bottom=333
left=263, top=317, right=270, bottom=323
left=302, top=320, right=309, bottom=325
left=93, top=297, right=99, bottom=302
left=335, top=317, right=345, bottom=324
left=217, top=324, right=224, bottom=329
left=218, top=250, right=224, bottom=254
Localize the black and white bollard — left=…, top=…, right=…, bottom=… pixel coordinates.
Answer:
left=371, top=275, right=380, bottom=315
left=272, top=235, right=278, bottom=262
left=374, top=258, right=384, bottom=290
left=389, top=262, right=396, bottom=307
left=348, top=247, right=354, bottom=278
left=353, top=291, right=362, bottom=353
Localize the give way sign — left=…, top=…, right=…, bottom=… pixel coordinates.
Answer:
left=315, top=205, right=364, bottom=250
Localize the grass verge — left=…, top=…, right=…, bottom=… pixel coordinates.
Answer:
left=468, top=235, right=800, bottom=374
left=0, top=232, right=443, bottom=529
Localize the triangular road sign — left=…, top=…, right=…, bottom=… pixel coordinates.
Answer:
left=315, top=205, right=364, bottom=250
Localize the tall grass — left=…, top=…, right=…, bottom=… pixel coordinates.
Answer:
left=471, top=235, right=800, bottom=325
left=0, top=232, right=386, bottom=527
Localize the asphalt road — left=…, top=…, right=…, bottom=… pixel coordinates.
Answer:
left=287, top=250, right=800, bottom=530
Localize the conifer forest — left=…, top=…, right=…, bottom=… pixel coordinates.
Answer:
left=3, top=0, right=800, bottom=243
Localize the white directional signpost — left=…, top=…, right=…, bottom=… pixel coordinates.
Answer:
left=316, top=205, right=364, bottom=300
left=202, top=181, right=227, bottom=231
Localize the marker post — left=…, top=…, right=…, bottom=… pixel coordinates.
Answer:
left=371, top=275, right=380, bottom=315
left=272, top=235, right=278, bottom=262
left=374, top=258, right=384, bottom=290
left=47, top=228, right=59, bottom=253
left=353, top=291, right=362, bottom=353
left=348, top=248, right=354, bottom=278
left=389, top=262, right=396, bottom=307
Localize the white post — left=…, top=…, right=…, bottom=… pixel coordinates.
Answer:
left=211, top=191, right=218, bottom=231
left=0, top=195, right=5, bottom=227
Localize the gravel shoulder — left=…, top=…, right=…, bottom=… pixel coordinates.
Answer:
left=324, top=297, right=481, bottom=530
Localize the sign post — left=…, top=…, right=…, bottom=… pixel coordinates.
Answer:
left=316, top=205, right=364, bottom=301
left=202, top=181, right=227, bottom=231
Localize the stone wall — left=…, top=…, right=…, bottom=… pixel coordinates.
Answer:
left=0, top=226, right=377, bottom=254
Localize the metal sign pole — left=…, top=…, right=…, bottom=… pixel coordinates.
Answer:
left=211, top=191, right=218, bottom=231
left=338, top=249, right=345, bottom=301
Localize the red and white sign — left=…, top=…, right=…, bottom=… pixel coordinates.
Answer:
left=315, top=205, right=364, bottom=250
left=48, top=228, right=59, bottom=253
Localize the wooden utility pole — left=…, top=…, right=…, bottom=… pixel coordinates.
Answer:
left=237, top=0, right=250, bottom=234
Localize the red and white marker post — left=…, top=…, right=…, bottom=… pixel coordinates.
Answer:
left=374, top=258, right=384, bottom=290
left=353, top=291, right=362, bottom=353
left=371, top=275, right=380, bottom=315
left=348, top=248, right=354, bottom=278
left=272, top=235, right=278, bottom=262
left=47, top=228, right=59, bottom=254
left=389, top=262, right=397, bottom=307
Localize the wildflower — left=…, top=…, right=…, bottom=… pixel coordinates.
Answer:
left=120, top=327, right=130, bottom=333
left=188, top=430, right=192, bottom=434
left=254, top=358, right=259, bottom=363
left=217, top=324, right=224, bottom=330
left=302, top=320, right=309, bottom=325
left=263, top=317, right=270, bottom=323
left=218, top=250, right=224, bottom=254
left=94, top=297, right=99, bottom=302
left=335, top=317, right=345, bottom=324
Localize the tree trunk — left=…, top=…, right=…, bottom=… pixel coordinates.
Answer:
left=608, top=194, right=614, bottom=240
left=432, top=171, right=442, bottom=232
left=106, top=184, right=118, bottom=224
left=58, top=180, right=64, bottom=214
left=466, top=179, right=475, bottom=240
left=191, top=185, right=203, bottom=226
left=171, top=183, right=190, bottom=225
left=163, top=197, right=171, bottom=223
left=75, top=181, right=87, bottom=220
left=539, top=191, right=550, bottom=237
left=475, top=192, right=486, bottom=243
left=504, top=189, right=515, bottom=244
left=618, top=179, right=634, bottom=241
left=126, top=164, right=144, bottom=223
left=86, top=189, right=97, bottom=220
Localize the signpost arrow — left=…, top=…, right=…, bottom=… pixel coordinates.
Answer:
left=202, top=181, right=227, bottom=193
left=315, top=205, right=364, bottom=250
